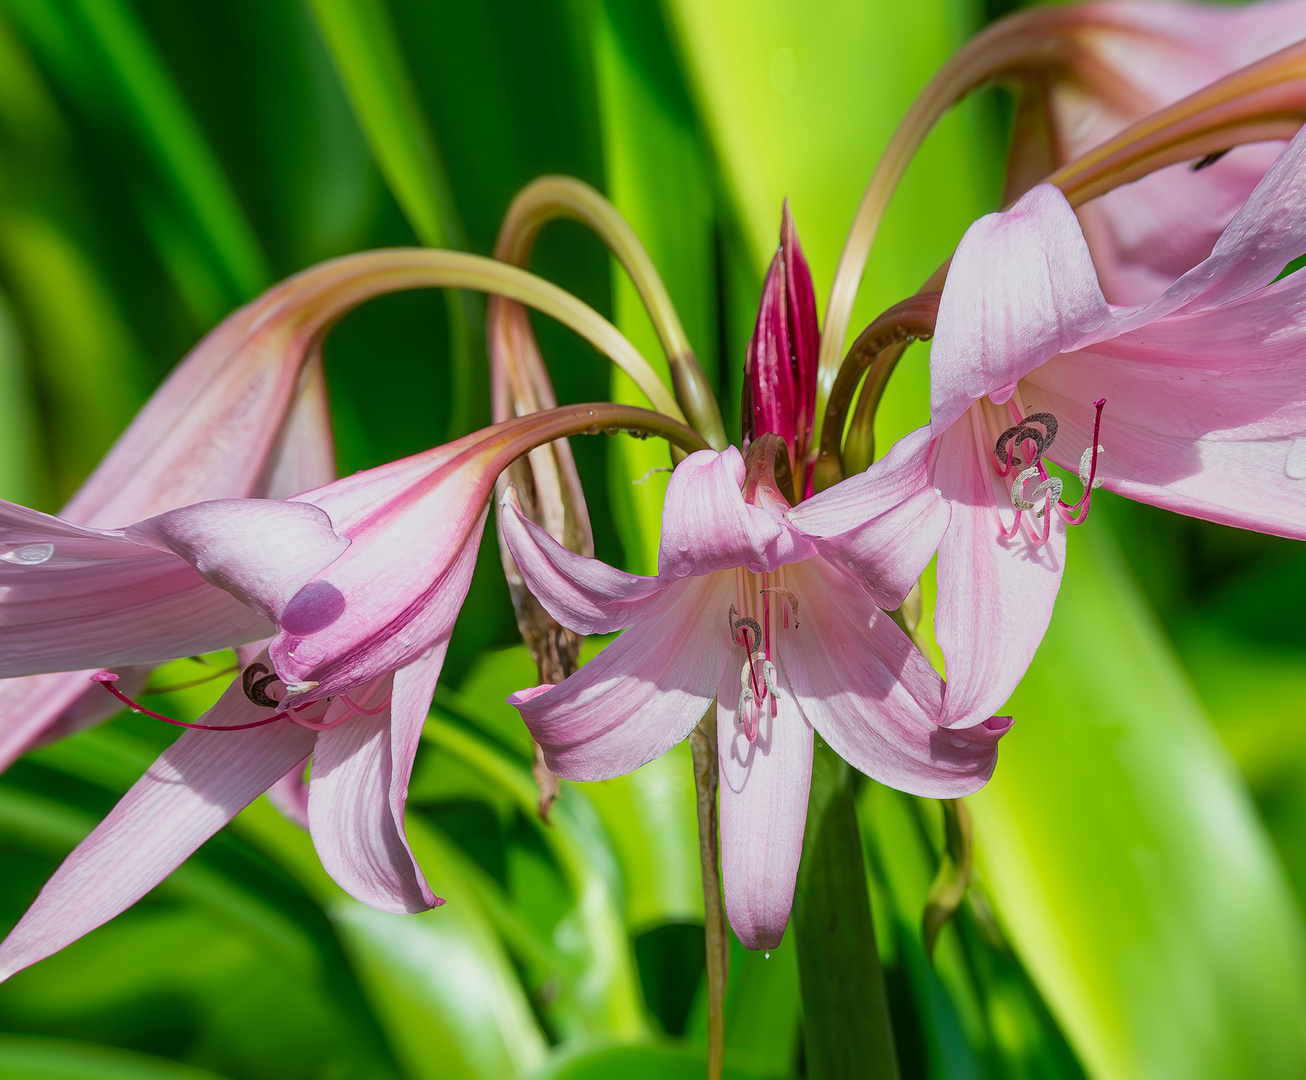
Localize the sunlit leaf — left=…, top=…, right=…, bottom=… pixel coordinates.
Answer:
left=0, top=1034, right=227, bottom=1080
left=969, top=523, right=1306, bottom=1078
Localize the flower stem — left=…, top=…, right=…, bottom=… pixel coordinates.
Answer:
left=794, top=740, right=899, bottom=1080
left=690, top=708, right=727, bottom=1080
left=495, top=176, right=727, bottom=449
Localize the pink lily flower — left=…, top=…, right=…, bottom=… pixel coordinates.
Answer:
left=806, top=123, right=1306, bottom=731
left=1018, top=0, right=1306, bottom=304
left=502, top=213, right=1010, bottom=951
left=0, top=402, right=697, bottom=981
left=0, top=259, right=347, bottom=772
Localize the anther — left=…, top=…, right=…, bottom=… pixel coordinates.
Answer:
left=758, top=586, right=800, bottom=629
left=242, top=662, right=282, bottom=708
left=995, top=412, right=1058, bottom=467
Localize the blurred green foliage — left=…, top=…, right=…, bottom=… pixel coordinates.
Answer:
left=1, top=1, right=1305, bottom=1078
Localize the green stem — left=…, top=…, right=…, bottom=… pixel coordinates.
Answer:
left=794, top=740, right=899, bottom=1080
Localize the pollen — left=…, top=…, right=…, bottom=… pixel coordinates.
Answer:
left=729, top=568, right=799, bottom=743
left=992, top=399, right=1106, bottom=542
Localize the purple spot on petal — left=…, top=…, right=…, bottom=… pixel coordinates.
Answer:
left=281, top=580, right=346, bottom=634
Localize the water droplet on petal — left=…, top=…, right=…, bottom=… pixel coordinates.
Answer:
left=950, top=735, right=968, bottom=749
left=764, top=950, right=771, bottom=960
left=1, top=543, right=53, bottom=565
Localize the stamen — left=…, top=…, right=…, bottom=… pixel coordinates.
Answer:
left=758, top=586, right=800, bottom=629
left=994, top=412, right=1058, bottom=469
left=91, top=671, right=291, bottom=731
left=732, top=614, right=762, bottom=650
left=242, top=663, right=283, bottom=708
left=340, top=693, right=391, bottom=717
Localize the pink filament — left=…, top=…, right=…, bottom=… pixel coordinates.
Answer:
left=90, top=671, right=389, bottom=733
left=92, top=672, right=290, bottom=731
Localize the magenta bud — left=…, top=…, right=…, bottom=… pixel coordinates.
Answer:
left=743, top=201, right=819, bottom=466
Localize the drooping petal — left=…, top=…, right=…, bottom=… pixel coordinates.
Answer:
left=716, top=655, right=812, bottom=952
left=933, top=411, right=1066, bottom=728
left=1040, top=0, right=1304, bottom=305
left=509, top=574, right=726, bottom=780
left=930, top=185, right=1111, bottom=433
left=272, top=505, right=486, bottom=698
left=1114, top=123, right=1306, bottom=325
left=0, top=502, right=270, bottom=678
left=127, top=499, right=350, bottom=623
left=308, top=651, right=443, bottom=913
left=0, top=673, right=111, bottom=773
left=1024, top=280, right=1306, bottom=538
left=0, top=679, right=316, bottom=982
left=787, top=427, right=951, bottom=609
left=658, top=448, right=813, bottom=579
left=782, top=558, right=1010, bottom=796
left=267, top=756, right=310, bottom=829
left=499, top=486, right=660, bottom=635
left=257, top=353, right=337, bottom=500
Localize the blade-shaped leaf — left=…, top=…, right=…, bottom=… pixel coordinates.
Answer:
left=968, top=522, right=1306, bottom=1079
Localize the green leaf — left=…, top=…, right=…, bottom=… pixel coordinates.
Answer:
left=304, top=0, right=484, bottom=437
left=0, top=291, right=40, bottom=502
left=5, top=0, right=270, bottom=308
left=529, top=1040, right=782, bottom=1080
left=968, top=521, right=1306, bottom=1078
left=235, top=800, right=546, bottom=1080
left=793, top=741, right=898, bottom=1080
left=659, top=0, right=1000, bottom=451
left=422, top=713, right=650, bottom=1041
left=0, top=1035, right=227, bottom=1080
left=591, top=0, right=717, bottom=573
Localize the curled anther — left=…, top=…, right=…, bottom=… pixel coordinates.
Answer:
left=762, top=659, right=781, bottom=701
left=732, top=615, right=763, bottom=649
left=994, top=411, right=1059, bottom=466
left=241, top=663, right=282, bottom=709
left=759, top=586, right=800, bottom=628
left=1011, top=467, right=1062, bottom=515
left=1079, top=445, right=1105, bottom=489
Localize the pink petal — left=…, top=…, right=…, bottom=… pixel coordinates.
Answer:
left=781, top=558, right=1009, bottom=796
left=1116, top=124, right=1306, bottom=325
left=258, top=354, right=337, bottom=500
left=788, top=427, right=951, bottom=609
left=0, top=679, right=316, bottom=981
left=499, top=486, right=659, bottom=634
left=1024, top=289, right=1306, bottom=538
left=127, top=499, right=350, bottom=623
left=267, top=756, right=310, bottom=829
left=509, top=574, right=725, bottom=780
left=931, top=185, right=1111, bottom=432
left=0, top=502, right=270, bottom=678
left=308, top=650, right=444, bottom=913
left=0, top=673, right=111, bottom=772
left=716, top=654, right=812, bottom=952
left=1049, top=1, right=1304, bottom=305
left=271, top=506, right=486, bottom=698
left=932, top=413, right=1066, bottom=728
left=60, top=271, right=344, bottom=528
left=658, top=448, right=813, bottom=579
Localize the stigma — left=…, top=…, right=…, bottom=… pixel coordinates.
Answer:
left=991, top=399, right=1106, bottom=543
left=728, top=569, right=799, bottom=743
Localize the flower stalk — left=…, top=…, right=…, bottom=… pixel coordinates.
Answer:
left=494, top=176, right=727, bottom=448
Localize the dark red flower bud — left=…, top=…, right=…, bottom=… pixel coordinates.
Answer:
left=742, top=201, right=819, bottom=472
